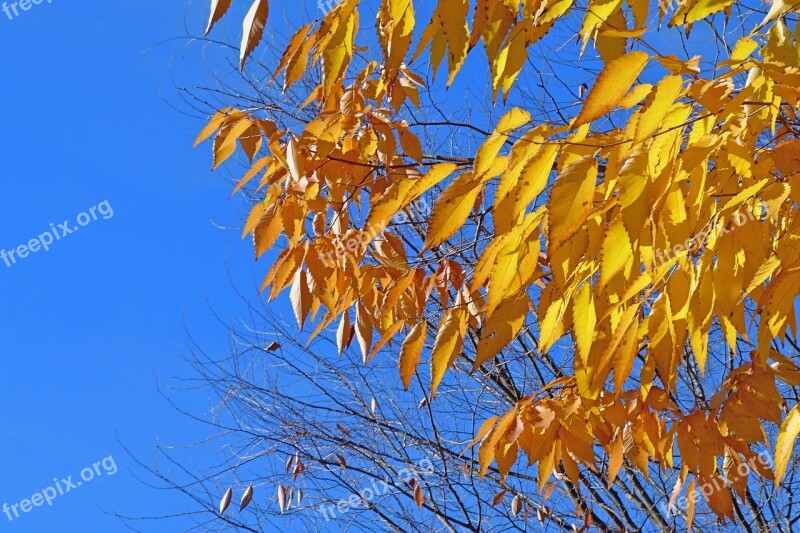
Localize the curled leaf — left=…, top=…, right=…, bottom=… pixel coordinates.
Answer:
left=240, top=485, right=254, bottom=510
left=219, top=487, right=233, bottom=514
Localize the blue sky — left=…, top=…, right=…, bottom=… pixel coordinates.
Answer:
left=0, top=2, right=289, bottom=530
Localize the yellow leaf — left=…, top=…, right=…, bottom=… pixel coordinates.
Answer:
left=546, top=155, right=597, bottom=256
left=618, top=84, right=653, bottom=109
left=213, top=118, right=253, bottom=170
left=272, top=23, right=313, bottom=84
left=676, top=0, right=734, bottom=25
left=367, top=163, right=456, bottom=232
left=596, top=302, right=640, bottom=385
left=321, top=1, right=359, bottom=94
left=731, top=37, right=758, bottom=62
left=773, top=139, right=800, bottom=178
left=416, top=0, right=470, bottom=86
left=430, top=307, right=468, bottom=397
left=688, top=263, right=714, bottom=373
left=492, top=20, right=553, bottom=100
left=775, top=405, right=800, bottom=486
left=572, top=51, right=649, bottom=128
left=594, top=9, right=629, bottom=63
left=254, top=205, right=283, bottom=258
left=759, top=270, right=800, bottom=338
left=369, top=320, right=406, bottom=362
left=423, top=172, right=481, bottom=251
left=377, top=0, right=415, bottom=78
left=282, top=25, right=317, bottom=89
left=487, top=212, right=542, bottom=314
left=239, top=0, right=269, bottom=69
left=754, top=0, right=796, bottom=31
left=474, top=294, right=530, bottom=370
left=656, top=54, right=701, bottom=75
left=398, top=125, right=424, bottom=163
left=538, top=291, right=569, bottom=355
left=280, top=198, right=306, bottom=246
left=463, top=415, right=499, bottom=454
left=580, top=0, right=624, bottom=44
left=399, top=321, right=427, bottom=390
left=469, top=0, right=497, bottom=50
left=742, top=256, right=781, bottom=301
left=514, top=144, right=559, bottom=224
left=687, top=478, right=696, bottom=530
left=355, top=303, right=373, bottom=363
left=238, top=124, right=263, bottom=163
left=600, top=217, right=633, bottom=289
left=194, top=107, right=232, bottom=147
left=607, top=435, right=624, bottom=486
left=572, top=282, right=597, bottom=394
left=479, top=411, right=515, bottom=477
left=633, top=75, right=684, bottom=144
left=599, top=26, right=649, bottom=38
left=474, top=108, right=531, bottom=179
left=613, top=306, right=641, bottom=392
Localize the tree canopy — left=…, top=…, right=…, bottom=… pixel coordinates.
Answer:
left=188, top=0, right=800, bottom=530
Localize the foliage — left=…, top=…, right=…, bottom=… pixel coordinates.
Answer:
left=191, top=0, right=800, bottom=529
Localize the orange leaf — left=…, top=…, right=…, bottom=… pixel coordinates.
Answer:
left=572, top=51, right=649, bottom=128
left=399, top=321, right=427, bottom=390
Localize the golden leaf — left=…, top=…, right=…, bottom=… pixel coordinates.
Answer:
left=399, top=321, right=427, bottom=390
left=572, top=51, right=649, bottom=128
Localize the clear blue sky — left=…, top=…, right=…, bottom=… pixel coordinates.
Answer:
left=0, top=2, right=282, bottom=530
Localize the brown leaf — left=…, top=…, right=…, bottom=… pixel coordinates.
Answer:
left=205, top=0, right=232, bottom=35
left=293, top=457, right=304, bottom=480
left=290, top=269, right=311, bottom=330
left=277, top=484, right=286, bottom=514
left=337, top=309, right=353, bottom=356
left=240, top=0, right=269, bottom=69
left=355, top=303, right=373, bottom=363
left=240, top=485, right=254, bottom=510
left=413, top=484, right=424, bottom=509
left=491, top=489, right=507, bottom=507
left=511, top=493, right=522, bottom=517
left=219, top=487, right=232, bottom=514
